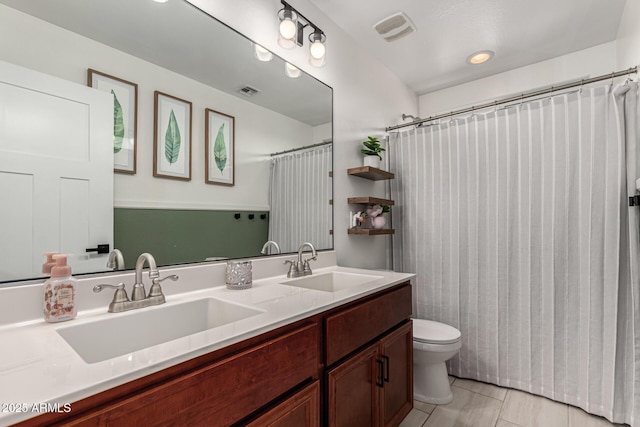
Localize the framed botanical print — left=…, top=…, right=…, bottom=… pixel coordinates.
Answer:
left=153, top=91, right=192, bottom=181
left=87, top=69, right=138, bottom=174
left=205, top=108, right=235, bottom=186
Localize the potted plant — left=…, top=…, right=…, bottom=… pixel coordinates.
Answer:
left=361, top=136, right=385, bottom=168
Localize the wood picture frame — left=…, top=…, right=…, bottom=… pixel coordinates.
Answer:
left=87, top=69, right=138, bottom=174
left=205, top=108, right=235, bottom=186
left=153, top=91, right=192, bottom=181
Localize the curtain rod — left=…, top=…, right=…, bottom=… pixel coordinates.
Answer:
left=270, top=140, right=332, bottom=157
left=385, top=66, right=638, bottom=132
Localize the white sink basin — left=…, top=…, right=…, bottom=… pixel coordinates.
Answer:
left=56, top=298, right=264, bottom=363
left=281, top=271, right=383, bottom=292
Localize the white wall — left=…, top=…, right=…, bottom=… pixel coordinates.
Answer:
left=419, top=42, right=618, bottom=117
left=187, top=0, right=418, bottom=269
left=312, top=122, right=332, bottom=144
left=0, top=4, right=314, bottom=212
left=616, top=0, right=640, bottom=69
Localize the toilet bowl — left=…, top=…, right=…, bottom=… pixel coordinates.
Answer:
left=413, top=319, right=462, bottom=404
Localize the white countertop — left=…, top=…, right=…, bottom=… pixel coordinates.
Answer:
left=0, top=255, right=414, bottom=425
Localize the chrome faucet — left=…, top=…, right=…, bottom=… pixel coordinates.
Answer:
left=285, top=242, right=317, bottom=278
left=260, top=240, right=281, bottom=255
left=133, top=252, right=159, bottom=301
left=94, top=252, right=179, bottom=313
left=106, top=249, right=125, bottom=270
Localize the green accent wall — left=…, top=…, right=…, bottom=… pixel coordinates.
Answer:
left=114, top=208, right=269, bottom=269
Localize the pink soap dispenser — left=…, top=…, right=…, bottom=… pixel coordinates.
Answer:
left=43, top=254, right=77, bottom=323
left=42, top=251, right=58, bottom=275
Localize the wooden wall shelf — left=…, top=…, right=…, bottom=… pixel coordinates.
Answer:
left=348, top=229, right=395, bottom=235
left=347, top=166, right=395, bottom=181
left=347, top=197, right=394, bottom=206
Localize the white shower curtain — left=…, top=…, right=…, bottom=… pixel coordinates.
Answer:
left=390, top=82, right=639, bottom=425
left=269, top=145, right=332, bottom=254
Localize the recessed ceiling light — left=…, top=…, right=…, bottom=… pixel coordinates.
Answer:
left=466, top=50, right=494, bottom=65
left=152, top=0, right=169, bottom=3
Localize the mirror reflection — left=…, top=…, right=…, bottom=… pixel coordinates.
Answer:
left=0, top=0, right=333, bottom=285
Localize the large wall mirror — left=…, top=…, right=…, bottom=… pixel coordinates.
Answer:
left=0, top=0, right=333, bottom=285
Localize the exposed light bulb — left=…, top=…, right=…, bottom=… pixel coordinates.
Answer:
left=279, top=18, right=296, bottom=40
left=308, top=30, right=326, bottom=67
left=310, top=40, right=325, bottom=60
left=285, top=63, right=301, bottom=78
left=254, top=44, right=273, bottom=62
left=277, top=8, right=298, bottom=49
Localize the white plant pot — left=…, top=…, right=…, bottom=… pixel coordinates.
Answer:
left=363, top=155, right=380, bottom=168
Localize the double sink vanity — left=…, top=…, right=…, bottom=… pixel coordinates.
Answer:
left=0, top=251, right=414, bottom=426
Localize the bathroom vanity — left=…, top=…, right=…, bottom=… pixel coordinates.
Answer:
left=0, top=254, right=414, bottom=426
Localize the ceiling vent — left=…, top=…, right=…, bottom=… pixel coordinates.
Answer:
left=374, top=12, right=416, bottom=42
left=237, top=85, right=260, bottom=97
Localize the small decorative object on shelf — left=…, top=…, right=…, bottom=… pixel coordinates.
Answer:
left=367, top=204, right=390, bottom=229
left=350, top=204, right=391, bottom=231
left=361, top=136, right=385, bottom=168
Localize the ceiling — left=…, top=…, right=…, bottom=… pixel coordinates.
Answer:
left=309, top=0, right=627, bottom=95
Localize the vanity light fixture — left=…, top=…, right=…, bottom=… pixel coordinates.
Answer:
left=285, top=62, right=301, bottom=78
left=466, top=50, right=494, bottom=65
left=308, top=29, right=326, bottom=67
left=254, top=44, right=273, bottom=62
left=277, top=4, right=298, bottom=49
left=277, top=0, right=327, bottom=67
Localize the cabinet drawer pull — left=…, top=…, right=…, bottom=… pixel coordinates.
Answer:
left=375, top=359, right=385, bottom=388
left=382, top=355, right=390, bottom=382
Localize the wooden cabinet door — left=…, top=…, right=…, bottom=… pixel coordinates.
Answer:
left=378, top=322, right=413, bottom=427
left=246, top=381, right=319, bottom=427
left=327, top=343, right=380, bottom=427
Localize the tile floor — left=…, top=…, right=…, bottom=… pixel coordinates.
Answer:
left=399, top=377, right=629, bottom=427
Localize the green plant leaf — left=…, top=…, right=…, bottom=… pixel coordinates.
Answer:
left=214, top=123, right=227, bottom=173
left=165, top=109, right=181, bottom=164
left=112, top=90, right=124, bottom=154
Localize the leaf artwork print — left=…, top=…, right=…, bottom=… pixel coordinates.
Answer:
left=165, top=109, right=181, bottom=164
left=214, top=123, right=227, bottom=174
left=112, top=90, right=124, bottom=153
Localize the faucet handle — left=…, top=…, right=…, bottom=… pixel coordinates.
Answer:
left=158, top=274, right=179, bottom=283
left=148, top=274, right=179, bottom=298
left=302, top=257, right=316, bottom=275
left=284, top=259, right=299, bottom=278
left=94, top=283, right=129, bottom=312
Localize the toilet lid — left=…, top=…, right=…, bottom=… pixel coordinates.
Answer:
left=413, top=319, right=461, bottom=344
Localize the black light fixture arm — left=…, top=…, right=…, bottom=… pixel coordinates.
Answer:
left=280, top=0, right=324, bottom=46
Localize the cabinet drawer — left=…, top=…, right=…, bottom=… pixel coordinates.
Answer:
left=325, top=284, right=411, bottom=366
left=246, top=381, right=319, bottom=427
left=65, top=323, right=319, bottom=427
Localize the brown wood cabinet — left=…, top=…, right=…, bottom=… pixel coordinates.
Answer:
left=379, top=323, right=413, bottom=427
left=327, top=322, right=412, bottom=427
left=16, top=282, right=412, bottom=427
left=18, top=322, right=319, bottom=427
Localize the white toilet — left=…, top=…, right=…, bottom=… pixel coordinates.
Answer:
left=412, top=319, right=462, bottom=404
